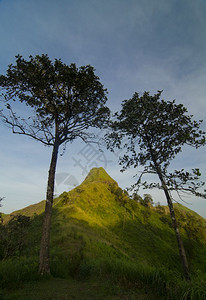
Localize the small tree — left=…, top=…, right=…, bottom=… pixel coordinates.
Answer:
left=0, top=214, right=31, bottom=260
left=140, top=194, right=153, bottom=207
left=107, top=90, right=206, bottom=281
left=0, top=197, right=3, bottom=224
left=0, top=54, right=110, bottom=275
left=132, top=193, right=143, bottom=203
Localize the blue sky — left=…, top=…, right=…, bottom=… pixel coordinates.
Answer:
left=0, top=0, right=206, bottom=217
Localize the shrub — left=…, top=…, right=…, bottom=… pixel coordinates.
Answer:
left=0, top=215, right=31, bottom=260
left=0, top=257, right=39, bottom=289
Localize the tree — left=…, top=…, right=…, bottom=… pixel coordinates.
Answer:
left=107, top=90, right=206, bottom=281
left=0, top=214, right=31, bottom=260
left=0, top=197, right=3, bottom=224
left=141, top=194, right=153, bottom=207
left=131, top=193, right=143, bottom=204
left=0, top=54, right=110, bottom=275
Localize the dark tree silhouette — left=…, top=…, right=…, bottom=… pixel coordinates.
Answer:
left=107, top=90, right=205, bottom=281
left=0, top=54, right=110, bottom=275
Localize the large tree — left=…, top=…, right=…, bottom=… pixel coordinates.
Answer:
left=0, top=54, right=110, bottom=275
left=107, top=90, right=205, bottom=281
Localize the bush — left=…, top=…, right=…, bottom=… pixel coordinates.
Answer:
left=0, top=257, right=39, bottom=289
left=0, top=215, right=31, bottom=260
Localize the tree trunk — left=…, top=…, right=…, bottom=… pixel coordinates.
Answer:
left=158, top=173, right=190, bottom=281
left=145, top=135, right=190, bottom=281
left=39, top=140, right=59, bottom=275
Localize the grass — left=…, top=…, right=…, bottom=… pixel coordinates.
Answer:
left=1, top=167, right=206, bottom=299
left=1, top=255, right=206, bottom=299
left=1, top=277, right=166, bottom=300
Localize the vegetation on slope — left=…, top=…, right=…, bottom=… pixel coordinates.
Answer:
left=0, top=167, right=206, bottom=299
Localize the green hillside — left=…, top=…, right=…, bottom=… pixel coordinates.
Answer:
left=1, top=167, right=206, bottom=299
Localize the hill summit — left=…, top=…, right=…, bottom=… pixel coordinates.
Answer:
left=82, top=167, right=117, bottom=185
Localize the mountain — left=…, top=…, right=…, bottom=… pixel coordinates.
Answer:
left=82, top=167, right=116, bottom=184
left=1, top=167, right=206, bottom=299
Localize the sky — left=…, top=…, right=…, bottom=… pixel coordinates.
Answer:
left=0, top=0, right=206, bottom=217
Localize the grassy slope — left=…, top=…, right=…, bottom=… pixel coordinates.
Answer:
left=3, top=277, right=166, bottom=300
left=49, top=168, right=206, bottom=273
left=1, top=167, right=206, bottom=299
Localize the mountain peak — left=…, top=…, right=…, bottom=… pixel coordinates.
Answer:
left=82, top=167, right=117, bottom=185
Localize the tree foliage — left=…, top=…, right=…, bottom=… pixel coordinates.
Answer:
left=0, top=54, right=110, bottom=275
left=0, top=54, right=110, bottom=147
left=0, top=215, right=31, bottom=260
left=108, top=90, right=206, bottom=198
left=142, top=194, right=153, bottom=207
left=131, top=193, right=153, bottom=207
